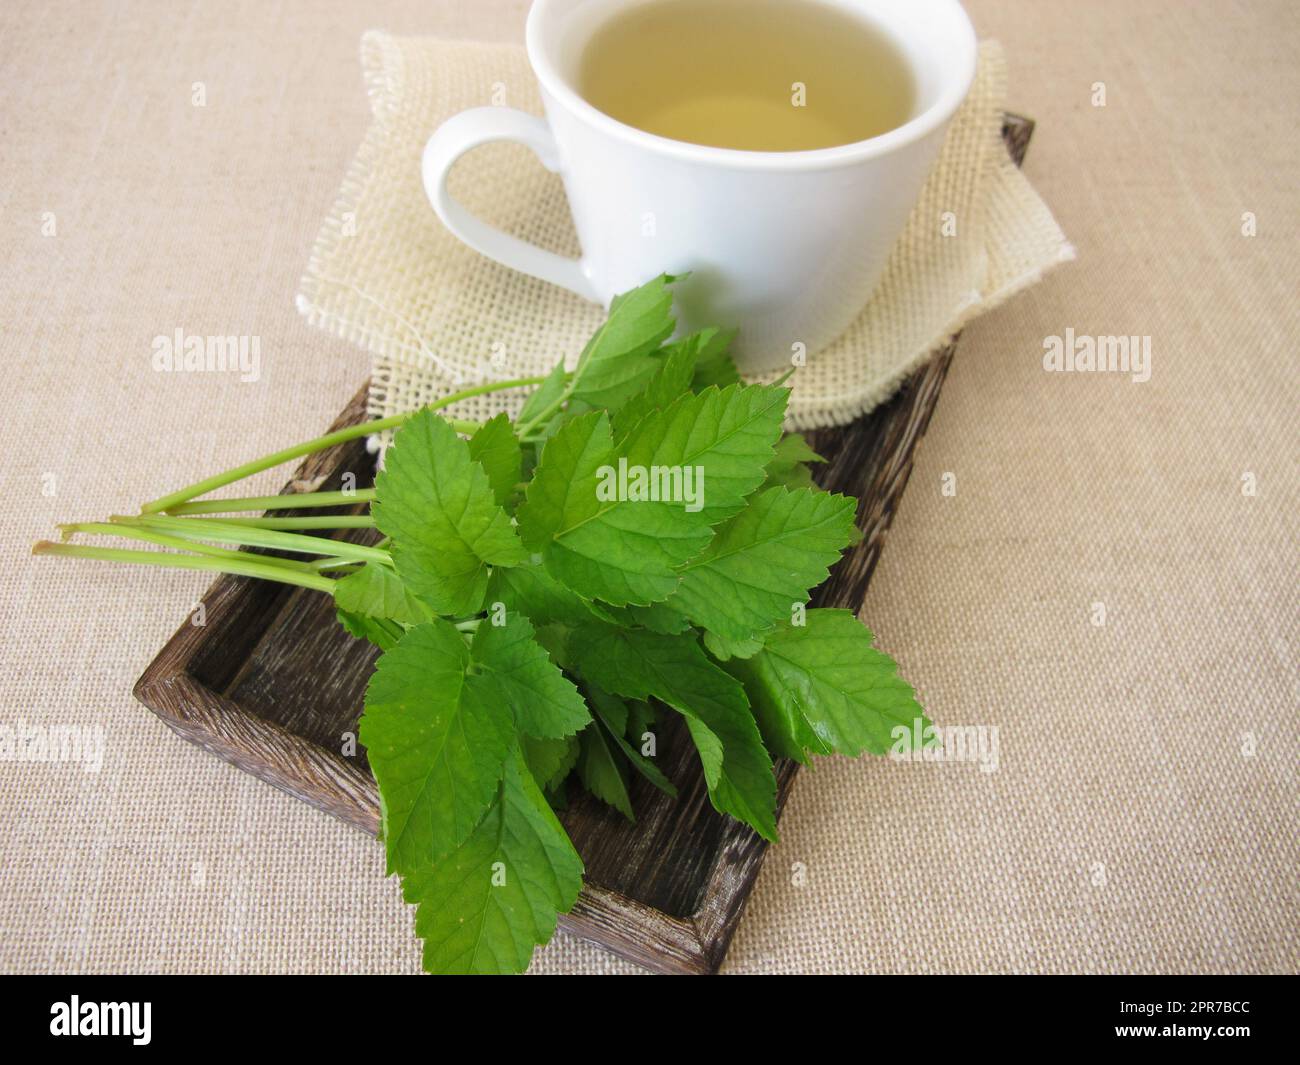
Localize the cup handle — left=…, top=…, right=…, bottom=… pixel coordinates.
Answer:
left=421, top=107, right=599, bottom=303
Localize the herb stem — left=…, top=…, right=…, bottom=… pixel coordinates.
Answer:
left=59, top=522, right=317, bottom=573
left=515, top=390, right=569, bottom=441
left=200, top=515, right=376, bottom=531
left=373, top=617, right=405, bottom=644
left=159, top=489, right=375, bottom=515
left=117, top=515, right=391, bottom=564
left=140, top=376, right=550, bottom=514
left=307, top=557, right=364, bottom=573
left=33, top=542, right=337, bottom=593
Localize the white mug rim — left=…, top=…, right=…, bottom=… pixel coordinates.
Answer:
left=526, top=0, right=978, bottom=172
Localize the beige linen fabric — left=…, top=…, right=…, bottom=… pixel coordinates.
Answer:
left=297, top=35, right=1072, bottom=430
left=0, top=0, right=1296, bottom=975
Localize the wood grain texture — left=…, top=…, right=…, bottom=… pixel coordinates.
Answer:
left=136, top=115, right=1034, bottom=975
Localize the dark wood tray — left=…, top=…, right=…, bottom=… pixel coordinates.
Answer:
left=135, top=115, right=1033, bottom=975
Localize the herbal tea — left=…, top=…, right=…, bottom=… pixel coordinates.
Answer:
left=577, top=0, right=916, bottom=152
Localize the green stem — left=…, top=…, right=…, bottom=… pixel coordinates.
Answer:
left=59, top=522, right=317, bottom=573
left=515, top=387, right=570, bottom=441
left=308, top=557, right=364, bottom=573
left=33, top=542, right=337, bottom=593
left=517, top=318, right=637, bottom=440
left=118, top=515, right=391, bottom=564
left=373, top=617, right=406, bottom=645
left=204, top=515, right=376, bottom=531
left=159, top=489, right=375, bottom=515
left=140, top=375, right=548, bottom=514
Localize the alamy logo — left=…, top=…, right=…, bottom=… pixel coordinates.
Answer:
left=50, top=997, right=151, bottom=1045
left=595, top=458, right=704, bottom=513
left=1042, top=328, right=1151, bottom=383
left=889, top=718, right=1000, bottom=774
left=0, top=719, right=103, bottom=773
left=151, top=328, right=261, bottom=382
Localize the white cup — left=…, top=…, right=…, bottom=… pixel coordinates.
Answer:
left=423, top=0, right=977, bottom=372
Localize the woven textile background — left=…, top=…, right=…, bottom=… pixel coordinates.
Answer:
left=1, top=0, right=1296, bottom=974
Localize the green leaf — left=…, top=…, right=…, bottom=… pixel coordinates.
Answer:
left=610, top=336, right=699, bottom=438
left=336, top=608, right=402, bottom=651
left=770, top=432, right=824, bottom=468
left=470, top=613, right=591, bottom=739
left=521, top=734, right=579, bottom=791
left=584, top=682, right=629, bottom=734
left=373, top=410, right=527, bottom=616
left=762, top=432, right=825, bottom=489
left=518, top=383, right=788, bottom=605
left=622, top=381, right=789, bottom=526
left=577, top=722, right=634, bottom=820
left=688, top=327, right=740, bottom=390
left=516, top=411, right=713, bottom=605
left=625, top=699, right=657, bottom=746
left=568, top=275, right=677, bottom=410
left=360, top=620, right=515, bottom=874
left=572, top=625, right=776, bottom=840
left=531, top=623, right=576, bottom=671
left=666, top=487, right=859, bottom=642
left=333, top=562, right=432, bottom=625
left=517, top=359, right=568, bottom=426
left=487, top=560, right=612, bottom=628
left=402, top=751, right=583, bottom=974
left=587, top=686, right=677, bottom=798
left=726, top=608, right=927, bottom=763
left=466, top=413, right=523, bottom=507
left=703, top=630, right=764, bottom=661
left=603, top=601, right=694, bottom=635
left=764, top=462, right=814, bottom=490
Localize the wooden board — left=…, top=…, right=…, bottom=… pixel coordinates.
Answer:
left=135, top=115, right=1034, bottom=975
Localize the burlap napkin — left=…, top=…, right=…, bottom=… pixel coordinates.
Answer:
left=297, top=33, right=1072, bottom=431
